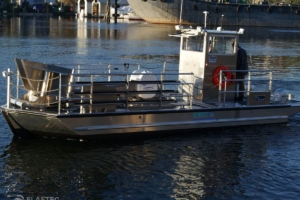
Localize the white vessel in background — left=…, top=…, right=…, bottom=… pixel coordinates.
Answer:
left=110, top=5, right=143, bottom=20
left=127, top=0, right=300, bottom=27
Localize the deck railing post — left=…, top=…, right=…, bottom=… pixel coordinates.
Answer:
left=190, top=73, right=194, bottom=108
left=126, top=74, right=129, bottom=111
left=6, top=68, right=11, bottom=109
left=159, top=80, right=162, bottom=109
left=224, top=76, right=227, bottom=103
left=58, top=73, right=61, bottom=115
left=247, top=71, right=251, bottom=96
left=162, top=62, right=166, bottom=91
left=41, top=71, right=49, bottom=97
left=77, top=65, right=80, bottom=82
left=90, top=75, right=94, bottom=113
left=269, top=71, right=272, bottom=92
left=68, top=69, right=75, bottom=96
left=218, top=70, right=222, bottom=105
left=108, top=65, right=111, bottom=82
left=16, top=69, right=19, bottom=99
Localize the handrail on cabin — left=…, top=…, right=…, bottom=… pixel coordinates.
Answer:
left=218, top=69, right=273, bottom=105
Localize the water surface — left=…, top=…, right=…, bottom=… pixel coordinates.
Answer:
left=0, top=16, right=300, bottom=199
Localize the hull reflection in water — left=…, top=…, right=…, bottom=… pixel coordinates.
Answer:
left=0, top=128, right=272, bottom=199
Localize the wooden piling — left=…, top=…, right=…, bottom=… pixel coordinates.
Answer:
left=114, top=0, right=117, bottom=23
left=104, top=0, right=110, bottom=23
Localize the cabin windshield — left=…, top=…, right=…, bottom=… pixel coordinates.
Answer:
left=209, top=35, right=237, bottom=54
left=182, top=35, right=204, bottom=52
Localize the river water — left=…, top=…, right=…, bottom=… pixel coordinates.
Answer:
left=0, top=16, right=300, bottom=200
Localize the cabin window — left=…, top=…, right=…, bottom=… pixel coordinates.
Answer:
left=209, top=36, right=237, bottom=54
left=182, top=35, right=204, bottom=52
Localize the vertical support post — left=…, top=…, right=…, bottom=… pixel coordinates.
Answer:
left=137, top=63, right=140, bottom=70
left=108, top=65, right=111, bottom=82
left=58, top=73, right=61, bottom=115
left=247, top=71, right=251, bottom=96
left=6, top=68, right=11, bottom=109
left=159, top=80, right=162, bottom=109
left=67, top=69, right=75, bottom=96
left=104, top=0, right=110, bottom=23
left=126, top=74, right=129, bottom=111
left=190, top=73, right=194, bottom=108
left=41, top=71, right=49, bottom=97
left=159, top=76, right=162, bottom=109
left=162, top=62, right=166, bottom=78
left=218, top=70, right=222, bottom=105
left=179, top=0, right=184, bottom=25
left=235, top=71, right=239, bottom=98
left=16, top=68, right=19, bottom=99
left=161, top=62, right=166, bottom=90
left=223, top=76, right=227, bottom=103
left=203, top=11, right=209, bottom=29
left=77, top=65, right=80, bottom=82
left=90, top=75, right=93, bottom=113
left=221, top=15, right=224, bottom=28
left=269, top=71, right=272, bottom=92
left=114, top=0, right=118, bottom=23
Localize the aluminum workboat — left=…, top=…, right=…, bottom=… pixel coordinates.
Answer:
left=2, top=14, right=300, bottom=139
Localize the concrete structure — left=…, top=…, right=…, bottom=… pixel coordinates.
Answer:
left=77, top=0, right=128, bottom=18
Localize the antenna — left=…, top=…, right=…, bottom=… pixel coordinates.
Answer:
left=203, top=11, right=209, bottom=28
left=179, top=0, right=184, bottom=25
left=221, top=14, right=224, bottom=28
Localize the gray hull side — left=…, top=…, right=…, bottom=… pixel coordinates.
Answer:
left=2, top=105, right=300, bottom=139
left=128, top=0, right=300, bottom=27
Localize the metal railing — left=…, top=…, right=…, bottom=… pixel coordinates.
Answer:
left=4, top=64, right=195, bottom=114
left=217, top=69, right=274, bottom=104
left=59, top=71, right=195, bottom=113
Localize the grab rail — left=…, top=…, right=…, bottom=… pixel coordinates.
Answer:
left=62, top=71, right=194, bottom=113
left=218, top=69, right=274, bottom=105
left=5, top=65, right=195, bottom=114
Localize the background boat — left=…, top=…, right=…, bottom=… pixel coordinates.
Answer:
left=110, top=5, right=143, bottom=20
left=127, top=0, right=300, bottom=27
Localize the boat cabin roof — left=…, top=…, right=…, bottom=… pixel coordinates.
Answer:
left=170, top=26, right=244, bottom=38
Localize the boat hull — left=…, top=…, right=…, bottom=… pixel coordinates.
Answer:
left=2, top=104, right=300, bottom=139
left=127, top=0, right=300, bottom=27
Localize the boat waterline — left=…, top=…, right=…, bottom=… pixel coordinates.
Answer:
left=2, top=103, right=299, bottom=138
